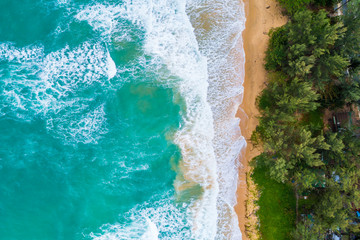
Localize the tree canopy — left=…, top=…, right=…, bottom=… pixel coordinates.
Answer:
left=254, top=1, right=360, bottom=238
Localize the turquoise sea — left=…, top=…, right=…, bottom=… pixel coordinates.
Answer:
left=0, top=0, right=246, bottom=239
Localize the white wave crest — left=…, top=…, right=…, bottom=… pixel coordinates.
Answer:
left=75, top=1, right=221, bottom=238
left=91, top=195, right=192, bottom=240
left=0, top=43, right=44, bottom=62
left=140, top=219, right=159, bottom=240
left=107, top=51, right=117, bottom=79
left=90, top=218, right=159, bottom=240
left=75, top=4, right=123, bottom=37
left=131, top=1, right=220, bottom=239
left=0, top=42, right=113, bottom=115
left=0, top=42, right=115, bottom=143
left=47, top=104, right=108, bottom=144
left=186, top=0, right=246, bottom=239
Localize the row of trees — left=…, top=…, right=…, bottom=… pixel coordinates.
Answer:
left=253, top=0, right=360, bottom=238
left=278, top=0, right=343, bottom=14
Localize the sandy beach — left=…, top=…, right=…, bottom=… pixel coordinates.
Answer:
left=235, top=0, right=287, bottom=238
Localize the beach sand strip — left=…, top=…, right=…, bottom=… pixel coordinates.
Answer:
left=235, top=0, right=287, bottom=239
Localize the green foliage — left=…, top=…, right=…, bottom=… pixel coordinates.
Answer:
left=254, top=120, right=329, bottom=182
left=342, top=73, right=360, bottom=103
left=277, top=0, right=312, bottom=14
left=314, top=188, right=352, bottom=230
left=277, top=0, right=340, bottom=15
left=337, top=0, right=360, bottom=66
left=264, top=8, right=360, bottom=108
left=286, top=10, right=348, bottom=89
left=252, top=166, right=296, bottom=240
left=296, top=130, right=360, bottom=234
left=256, top=3, right=360, bottom=238
left=253, top=74, right=323, bottom=182
left=313, top=0, right=339, bottom=7
left=294, top=168, right=324, bottom=190
left=293, top=218, right=327, bottom=240
left=301, top=109, right=324, bottom=133
left=258, top=76, right=320, bottom=115
left=265, top=27, right=288, bottom=71
left=323, top=132, right=345, bottom=161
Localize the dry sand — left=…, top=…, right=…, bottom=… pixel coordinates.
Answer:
left=235, top=0, right=287, bottom=238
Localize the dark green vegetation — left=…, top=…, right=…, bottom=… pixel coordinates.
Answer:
left=252, top=0, right=360, bottom=239
left=278, top=0, right=341, bottom=14
left=252, top=166, right=296, bottom=239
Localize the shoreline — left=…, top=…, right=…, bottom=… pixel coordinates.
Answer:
left=235, top=0, right=287, bottom=238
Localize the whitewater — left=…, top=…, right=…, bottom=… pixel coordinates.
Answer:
left=0, top=0, right=246, bottom=239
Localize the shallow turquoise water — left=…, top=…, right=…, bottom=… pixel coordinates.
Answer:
left=0, top=83, right=183, bottom=239
left=0, top=0, right=191, bottom=239
left=0, top=0, right=247, bottom=239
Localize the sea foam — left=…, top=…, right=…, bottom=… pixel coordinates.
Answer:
left=90, top=192, right=193, bottom=240
left=90, top=218, right=159, bottom=240
left=76, top=0, right=219, bottom=239
left=0, top=0, right=246, bottom=237
left=0, top=41, right=115, bottom=144
left=186, top=0, right=246, bottom=239
left=63, top=0, right=245, bottom=238
left=138, top=1, right=219, bottom=239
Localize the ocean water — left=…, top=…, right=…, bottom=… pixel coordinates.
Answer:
left=0, top=0, right=246, bottom=239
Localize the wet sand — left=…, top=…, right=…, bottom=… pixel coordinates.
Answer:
left=235, top=0, right=287, bottom=238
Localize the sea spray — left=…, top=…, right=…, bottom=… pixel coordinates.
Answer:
left=0, top=0, right=246, bottom=239
left=114, top=0, right=220, bottom=238
left=186, top=0, right=247, bottom=239
left=139, top=1, right=219, bottom=238
left=71, top=0, right=219, bottom=238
